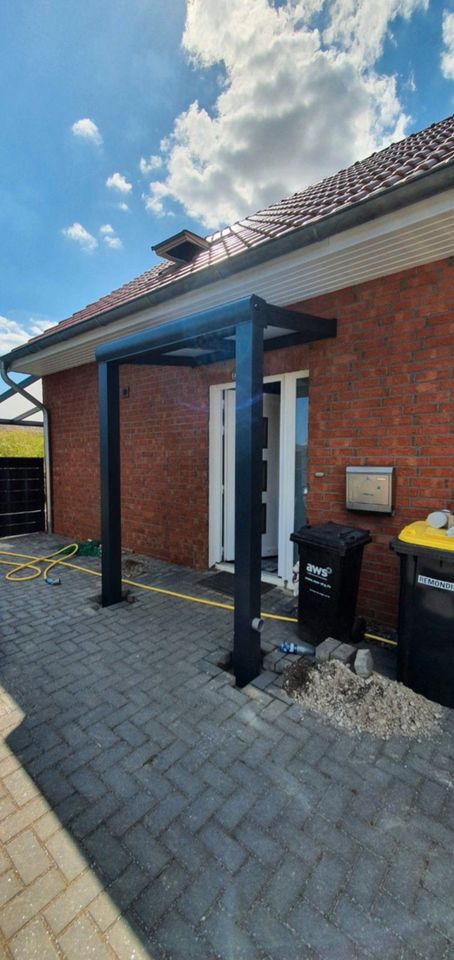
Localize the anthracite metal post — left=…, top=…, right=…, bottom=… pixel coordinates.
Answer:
left=233, top=312, right=264, bottom=686
left=98, top=361, right=122, bottom=606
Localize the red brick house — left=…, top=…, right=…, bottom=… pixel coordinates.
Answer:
left=2, top=114, right=454, bottom=645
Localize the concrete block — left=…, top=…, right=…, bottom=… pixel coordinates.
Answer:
left=331, top=643, right=356, bottom=664
left=315, top=637, right=341, bottom=662
left=354, top=648, right=374, bottom=678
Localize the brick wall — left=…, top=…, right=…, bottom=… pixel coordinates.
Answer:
left=43, top=256, right=454, bottom=627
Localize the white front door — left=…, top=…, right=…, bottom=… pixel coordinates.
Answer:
left=223, top=389, right=280, bottom=561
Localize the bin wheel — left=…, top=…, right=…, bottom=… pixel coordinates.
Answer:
left=351, top=617, right=366, bottom=644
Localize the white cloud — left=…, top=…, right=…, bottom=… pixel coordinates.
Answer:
left=117, top=202, right=129, bottom=211
left=62, top=222, right=98, bottom=253
left=99, top=224, right=122, bottom=249
left=144, top=0, right=428, bottom=228
left=143, top=181, right=168, bottom=217
left=103, top=235, right=123, bottom=249
left=139, top=154, right=163, bottom=175
left=106, top=172, right=132, bottom=194
left=71, top=118, right=102, bottom=146
left=0, top=316, right=52, bottom=354
left=441, top=10, right=454, bottom=80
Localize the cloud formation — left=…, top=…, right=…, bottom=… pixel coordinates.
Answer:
left=143, top=0, right=428, bottom=228
left=103, top=235, right=123, bottom=249
left=106, top=172, right=132, bottom=194
left=139, top=154, right=163, bottom=175
left=99, top=224, right=123, bottom=249
left=71, top=118, right=102, bottom=146
left=441, top=10, right=454, bottom=79
left=62, top=222, right=98, bottom=253
left=0, top=316, right=52, bottom=354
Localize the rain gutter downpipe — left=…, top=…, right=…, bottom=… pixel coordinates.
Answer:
left=0, top=362, right=53, bottom=533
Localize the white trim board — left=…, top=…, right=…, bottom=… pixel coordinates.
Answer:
left=11, top=187, right=454, bottom=377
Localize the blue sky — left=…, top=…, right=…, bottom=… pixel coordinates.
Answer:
left=1, top=0, right=454, bottom=366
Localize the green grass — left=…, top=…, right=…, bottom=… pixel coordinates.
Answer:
left=0, top=427, right=44, bottom=458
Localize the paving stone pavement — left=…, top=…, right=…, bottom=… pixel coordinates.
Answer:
left=0, top=532, right=453, bottom=959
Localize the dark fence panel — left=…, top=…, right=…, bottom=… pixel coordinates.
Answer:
left=0, top=458, right=45, bottom=536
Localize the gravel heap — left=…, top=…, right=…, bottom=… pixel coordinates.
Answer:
left=283, top=658, right=444, bottom=740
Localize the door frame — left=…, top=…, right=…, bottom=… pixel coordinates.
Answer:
left=209, top=369, right=309, bottom=585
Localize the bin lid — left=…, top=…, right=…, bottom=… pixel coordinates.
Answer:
left=290, top=521, right=371, bottom=554
left=397, top=520, right=454, bottom=552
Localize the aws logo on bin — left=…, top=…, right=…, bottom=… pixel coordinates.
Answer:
left=305, top=562, right=333, bottom=580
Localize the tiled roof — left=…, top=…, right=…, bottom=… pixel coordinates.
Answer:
left=32, top=113, right=454, bottom=344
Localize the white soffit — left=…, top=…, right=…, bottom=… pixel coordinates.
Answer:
left=12, top=188, right=454, bottom=377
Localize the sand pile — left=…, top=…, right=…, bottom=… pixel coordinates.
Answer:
left=283, top=658, right=444, bottom=740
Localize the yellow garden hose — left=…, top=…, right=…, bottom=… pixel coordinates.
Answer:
left=0, top=545, right=295, bottom=623
left=0, top=544, right=397, bottom=642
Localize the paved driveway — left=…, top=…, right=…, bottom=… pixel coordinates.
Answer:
left=0, top=534, right=453, bottom=959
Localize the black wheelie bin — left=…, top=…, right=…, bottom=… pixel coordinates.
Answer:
left=290, top=521, right=371, bottom=646
left=391, top=521, right=454, bottom=707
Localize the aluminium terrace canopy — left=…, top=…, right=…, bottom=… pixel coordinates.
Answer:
left=96, top=294, right=336, bottom=686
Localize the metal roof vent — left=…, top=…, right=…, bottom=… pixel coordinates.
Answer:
left=152, top=230, right=210, bottom=265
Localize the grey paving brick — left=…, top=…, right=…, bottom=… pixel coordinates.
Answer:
left=0, top=871, right=22, bottom=908
left=9, top=917, right=60, bottom=960
left=0, top=797, right=50, bottom=843
left=289, top=901, right=357, bottom=960
left=84, top=824, right=131, bottom=880
left=263, top=853, right=312, bottom=917
left=372, top=889, right=449, bottom=960
left=134, top=860, right=189, bottom=928
left=200, top=823, right=247, bottom=874
left=234, top=820, right=282, bottom=867
left=179, top=860, right=226, bottom=923
left=108, top=861, right=150, bottom=911
left=107, top=918, right=152, bottom=960
left=108, top=791, right=156, bottom=837
left=113, top=720, right=147, bottom=747
left=180, top=789, right=222, bottom=833
left=45, top=871, right=102, bottom=935
left=123, top=823, right=169, bottom=876
left=59, top=914, right=112, bottom=960
left=415, top=887, right=454, bottom=940
left=333, top=893, right=404, bottom=958
left=100, top=765, right=139, bottom=799
left=71, top=792, right=120, bottom=840
left=6, top=830, right=51, bottom=884
left=157, top=911, right=212, bottom=960
left=201, top=906, right=261, bottom=960
left=221, top=856, right=268, bottom=918
left=70, top=766, right=107, bottom=801
left=45, top=829, right=88, bottom=881
left=4, top=768, right=39, bottom=807
left=0, top=868, right=65, bottom=939
left=303, top=851, right=348, bottom=914
left=384, top=846, right=429, bottom=908
left=346, top=850, right=387, bottom=908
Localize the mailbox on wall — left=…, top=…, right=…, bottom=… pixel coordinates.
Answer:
left=346, top=466, right=394, bottom=514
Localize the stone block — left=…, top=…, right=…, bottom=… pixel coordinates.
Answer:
left=315, top=637, right=341, bottom=662
left=354, top=648, right=374, bottom=678
left=331, top=643, right=356, bottom=664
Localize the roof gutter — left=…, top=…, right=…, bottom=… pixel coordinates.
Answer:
left=0, top=362, right=53, bottom=533
left=3, top=161, right=454, bottom=369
